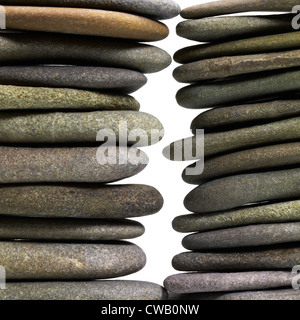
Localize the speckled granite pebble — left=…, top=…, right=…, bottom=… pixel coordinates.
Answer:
left=0, top=33, right=171, bottom=74
left=164, top=271, right=293, bottom=294
left=0, top=111, right=164, bottom=146
left=4, top=6, right=169, bottom=41
left=1, top=0, right=180, bottom=20
left=0, top=241, right=146, bottom=279
left=173, top=200, right=300, bottom=233
left=0, top=217, right=145, bottom=241
left=0, top=184, right=163, bottom=219
left=183, top=143, right=300, bottom=184
left=183, top=223, right=300, bottom=250
left=0, top=146, right=148, bottom=183
left=177, top=14, right=295, bottom=42
left=173, top=246, right=300, bottom=271
left=185, top=168, right=300, bottom=213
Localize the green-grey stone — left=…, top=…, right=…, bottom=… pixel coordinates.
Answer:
left=0, top=85, right=140, bottom=111
left=0, top=184, right=163, bottom=219
left=184, top=168, right=300, bottom=214
left=177, top=14, right=295, bottom=42
left=174, top=32, right=300, bottom=64
left=0, top=33, right=171, bottom=73
left=0, top=146, right=148, bottom=183
left=0, top=111, right=164, bottom=146
left=183, top=143, right=300, bottom=184
left=183, top=223, right=300, bottom=250
left=173, top=200, right=300, bottom=233
left=176, top=69, right=300, bottom=109
left=0, top=217, right=145, bottom=241
left=172, top=246, right=300, bottom=271
left=0, top=241, right=146, bottom=280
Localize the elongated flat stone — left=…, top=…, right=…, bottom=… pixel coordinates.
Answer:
left=191, top=100, right=300, bottom=131
left=0, top=147, right=148, bottom=184
left=0, top=66, right=146, bottom=94
left=173, top=200, right=300, bottom=233
left=0, top=85, right=140, bottom=111
left=183, top=223, right=300, bottom=250
left=0, top=241, right=145, bottom=280
left=177, top=69, right=300, bottom=109
left=0, top=217, right=145, bottom=241
left=173, top=246, right=300, bottom=271
left=177, top=14, right=295, bottom=42
left=0, top=111, right=164, bottom=146
left=0, top=184, right=163, bottom=219
left=174, top=50, right=300, bottom=83
left=181, top=0, right=299, bottom=19
left=174, top=32, right=300, bottom=64
left=0, top=281, right=167, bottom=300
left=4, top=6, right=169, bottom=41
left=163, top=117, right=300, bottom=160
left=185, top=168, right=300, bottom=214
left=183, top=143, right=300, bottom=184
left=0, top=33, right=171, bottom=74
left=1, top=0, right=180, bottom=20
left=164, top=271, right=292, bottom=294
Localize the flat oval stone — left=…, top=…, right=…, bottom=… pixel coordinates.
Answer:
left=0, top=217, right=145, bottom=241
left=183, top=223, right=300, bottom=250
left=184, top=168, right=300, bottom=214
left=191, top=99, right=300, bottom=132
left=0, top=281, right=167, bottom=300
left=0, top=184, right=164, bottom=219
left=172, top=246, right=300, bottom=271
left=0, top=241, right=145, bottom=280
left=174, top=32, right=300, bottom=64
left=177, top=69, right=300, bottom=109
left=0, top=33, right=171, bottom=74
left=0, top=146, right=148, bottom=184
left=0, top=66, right=147, bottom=94
left=0, top=85, right=140, bottom=111
left=1, top=0, right=180, bottom=20
left=4, top=6, right=169, bottom=41
left=173, top=200, right=300, bottom=233
left=183, top=143, right=300, bottom=184
left=177, top=14, right=295, bottom=42
left=181, top=0, right=299, bottom=19
left=174, top=50, right=300, bottom=83
left=164, top=271, right=292, bottom=294
left=0, top=111, right=164, bottom=146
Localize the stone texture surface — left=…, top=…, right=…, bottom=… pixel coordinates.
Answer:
left=183, top=223, right=300, bottom=250
left=0, top=241, right=146, bottom=280
left=0, top=146, right=148, bottom=183
left=184, top=168, right=300, bottom=213
left=0, top=217, right=145, bottom=241
left=183, top=143, right=300, bottom=184
left=174, top=50, right=300, bottom=82
left=181, top=0, right=299, bottom=19
left=191, top=99, right=300, bottom=131
left=173, top=200, right=300, bottom=233
left=176, top=69, right=300, bottom=109
left=4, top=6, right=169, bottom=41
left=177, top=14, right=295, bottom=42
left=172, top=246, right=300, bottom=271
left=174, top=32, right=300, bottom=64
left=0, top=184, right=164, bottom=219
left=0, top=66, right=147, bottom=94
left=0, top=111, right=164, bottom=146
left=0, top=33, right=171, bottom=74
left=164, top=271, right=293, bottom=294
left=1, top=0, right=180, bottom=20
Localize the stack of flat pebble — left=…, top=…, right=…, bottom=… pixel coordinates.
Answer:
left=0, top=0, right=180, bottom=300
left=164, top=0, right=300, bottom=300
